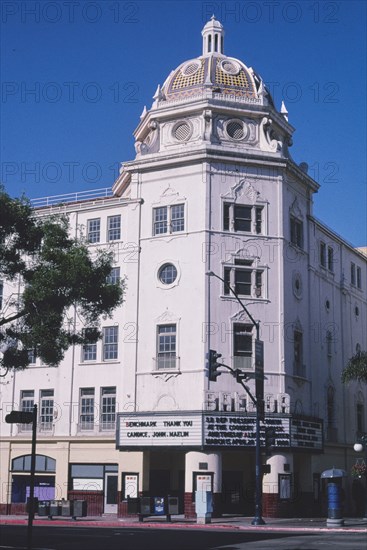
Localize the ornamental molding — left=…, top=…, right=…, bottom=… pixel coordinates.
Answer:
left=155, top=309, right=180, bottom=323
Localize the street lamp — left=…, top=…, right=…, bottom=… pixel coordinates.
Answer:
left=206, top=271, right=265, bottom=526
left=353, top=435, right=367, bottom=519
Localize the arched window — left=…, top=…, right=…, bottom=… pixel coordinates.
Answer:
left=12, top=454, right=56, bottom=472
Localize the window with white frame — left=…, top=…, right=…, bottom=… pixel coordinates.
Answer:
left=223, top=259, right=263, bottom=298
left=153, top=204, right=185, bottom=235
left=27, top=349, right=37, bottom=365
left=107, top=215, right=121, bottom=241
left=356, top=266, right=362, bottom=289
left=320, top=242, right=326, bottom=267
left=106, top=266, right=120, bottom=285
left=223, top=203, right=263, bottom=234
left=82, top=328, right=97, bottom=362
left=87, top=218, right=101, bottom=243
left=351, top=262, right=356, bottom=285
left=39, top=389, right=54, bottom=429
left=290, top=216, right=303, bottom=248
left=20, top=390, right=34, bottom=431
left=100, top=386, right=116, bottom=431
left=79, top=388, right=95, bottom=430
left=103, top=326, right=118, bottom=360
left=233, top=324, right=253, bottom=371
left=156, top=324, right=177, bottom=370
left=294, top=330, right=304, bottom=377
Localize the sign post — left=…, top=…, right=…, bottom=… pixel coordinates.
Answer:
left=6, top=406, right=37, bottom=550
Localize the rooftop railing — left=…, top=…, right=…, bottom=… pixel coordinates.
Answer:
left=31, top=187, right=113, bottom=208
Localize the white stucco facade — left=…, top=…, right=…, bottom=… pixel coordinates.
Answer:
left=1, top=18, right=366, bottom=518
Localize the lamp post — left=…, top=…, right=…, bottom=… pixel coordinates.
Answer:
left=353, top=434, right=367, bottom=519
left=206, top=271, right=265, bottom=526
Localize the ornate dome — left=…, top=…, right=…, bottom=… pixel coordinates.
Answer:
left=160, top=17, right=270, bottom=105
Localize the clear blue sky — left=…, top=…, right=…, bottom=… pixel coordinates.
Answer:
left=1, top=0, right=366, bottom=246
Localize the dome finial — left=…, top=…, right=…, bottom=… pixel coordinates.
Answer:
left=202, top=17, right=224, bottom=56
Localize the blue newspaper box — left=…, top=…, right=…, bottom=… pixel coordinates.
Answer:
left=153, top=496, right=165, bottom=515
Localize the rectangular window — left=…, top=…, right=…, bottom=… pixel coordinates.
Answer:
left=103, top=326, right=118, bottom=361
left=327, top=247, right=334, bottom=272
left=153, top=204, right=185, bottom=235
left=87, top=218, right=100, bottom=243
left=0, top=281, right=3, bottom=309
left=20, top=390, right=34, bottom=431
left=100, top=387, right=116, bottom=431
left=107, top=215, right=121, bottom=241
left=106, top=266, right=120, bottom=285
left=39, top=389, right=54, bottom=429
left=223, top=203, right=263, bottom=234
left=356, top=403, right=364, bottom=434
left=28, top=349, right=37, bottom=364
left=294, top=331, right=304, bottom=377
left=223, top=260, right=263, bottom=298
left=351, top=263, right=356, bottom=285
left=290, top=217, right=303, bottom=248
left=171, top=204, right=185, bottom=232
left=233, top=324, right=253, bottom=371
left=320, top=242, right=326, bottom=267
left=356, top=266, right=362, bottom=289
left=157, top=324, right=177, bottom=370
left=79, top=388, right=95, bottom=430
left=82, top=328, right=97, bottom=362
left=234, top=205, right=252, bottom=232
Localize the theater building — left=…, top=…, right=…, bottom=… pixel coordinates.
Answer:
left=1, top=18, right=366, bottom=518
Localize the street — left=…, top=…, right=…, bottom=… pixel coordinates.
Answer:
left=0, top=525, right=366, bottom=550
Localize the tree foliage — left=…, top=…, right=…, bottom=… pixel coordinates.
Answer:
left=341, top=351, right=367, bottom=384
left=0, top=187, right=124, bottom=372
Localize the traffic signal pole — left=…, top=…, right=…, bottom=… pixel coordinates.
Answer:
left=206, top=271, right=265, bottom=526
left=27, top=405, right=37, bottom=550
left=5, top=406, right=37, bottom=549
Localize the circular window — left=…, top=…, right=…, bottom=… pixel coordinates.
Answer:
left=159, top=263, right=178, bottom=285
left=173, top=121, right=192, bottom=142
left=181, top=61, right=201, bottom=76
left=226, top=120, right=246, bottom=140
left=220, top=59, right=240, bottom=75
left=292, top=272, right=303, bottom=299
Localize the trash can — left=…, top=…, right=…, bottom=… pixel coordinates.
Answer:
left=127, top=497, right=140, bottom=514
left=49, top=500, right=62, bottom=517
left=72, top=500, right=87, bottom=518
left=321, top=468, right=347, bottom=527
left=61, top=500, right=73, bottom=517
left=153, top=496, right=165, bottom=515
left=140, top=496, right=151, bottom=515
left=37, top=501, right=50, bottom=517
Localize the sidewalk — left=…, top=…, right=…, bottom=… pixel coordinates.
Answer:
left=1, top=514, right=366, bottom=533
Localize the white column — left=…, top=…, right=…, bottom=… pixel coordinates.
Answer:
left=263, top=453, right=293, bottom=496
left=185, top=451, right=222, bottom=493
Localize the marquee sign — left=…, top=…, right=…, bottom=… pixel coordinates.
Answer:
left=116, top=412, right=323, bottom=452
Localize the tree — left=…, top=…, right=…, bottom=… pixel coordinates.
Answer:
left=0, top=187, right=124, bottom=373
left=341, top=351, right=367, bottom=384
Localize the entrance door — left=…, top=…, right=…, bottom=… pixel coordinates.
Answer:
left=104, top=473, right=118, bottom=513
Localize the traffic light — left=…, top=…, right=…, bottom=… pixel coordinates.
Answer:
left=5, top=410, right=34, bottom=424
left=206, top=349, right=222, bottom=382
left=265, top=427, right=276, bottom=455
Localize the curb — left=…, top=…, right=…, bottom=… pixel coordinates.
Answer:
left=1, top=517, right=366, bottom=533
